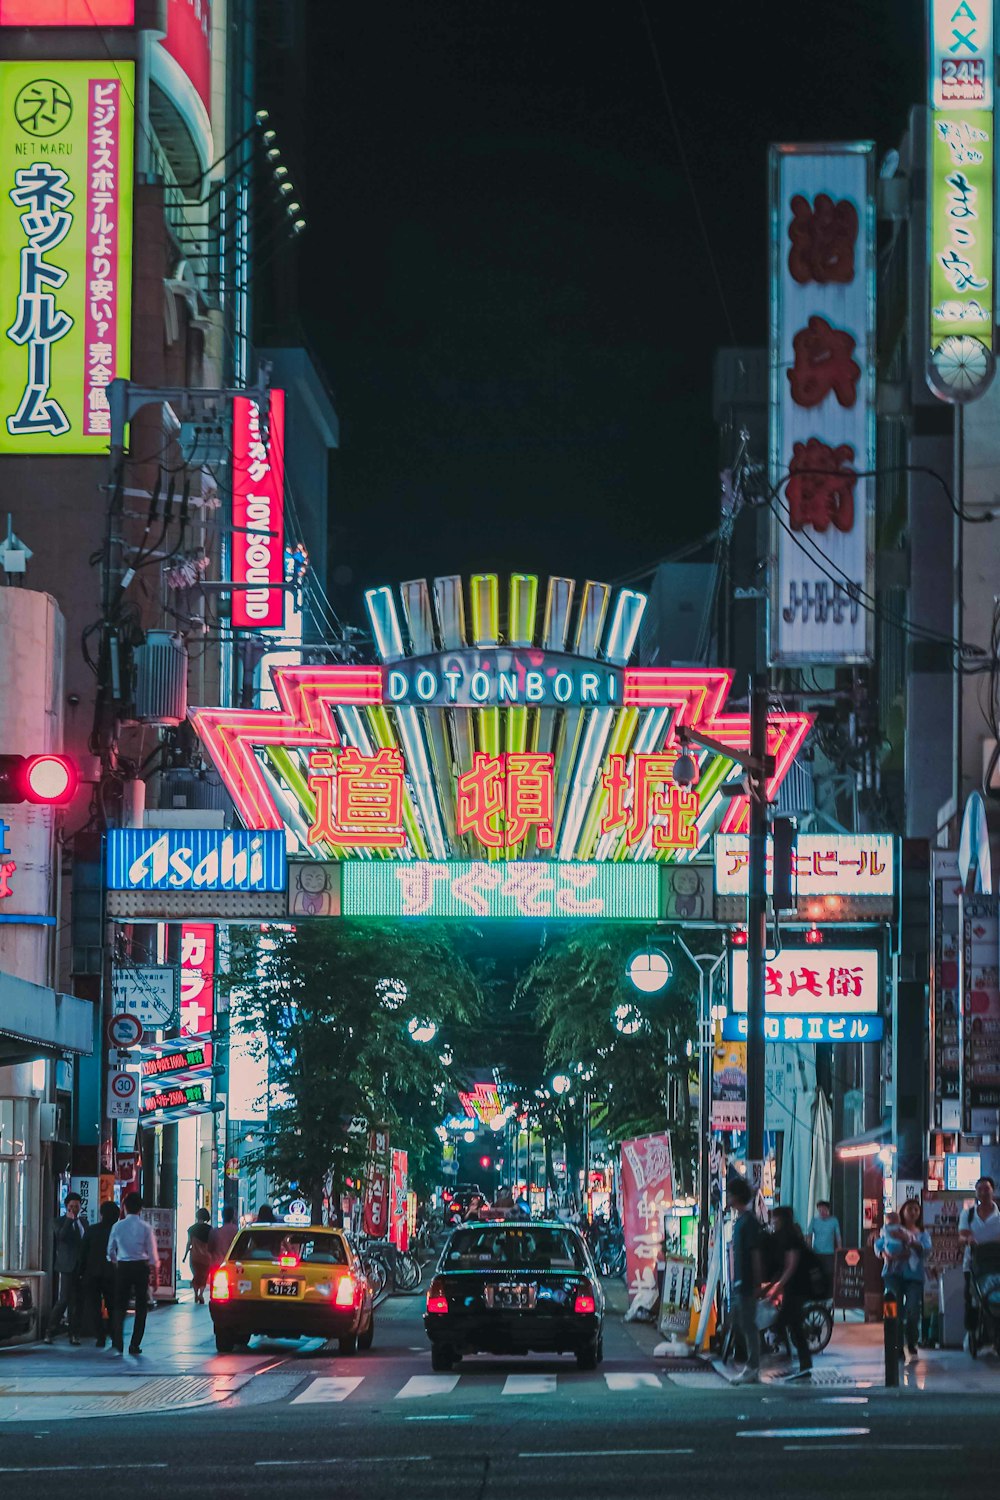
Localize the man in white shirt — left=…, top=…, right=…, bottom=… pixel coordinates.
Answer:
left=107, top=1191, right=160, bottom=1356
left=959, top=1175, right=1000, bottom=1350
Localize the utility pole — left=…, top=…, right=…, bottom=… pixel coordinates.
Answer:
left=746, top=672, right=769, bottom=1183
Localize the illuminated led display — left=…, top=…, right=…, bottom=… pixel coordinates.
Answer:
left=0, top=1, right=134, bottom=20
left=0, top=61, right=134, bottom=453
left=385, top=651, right=621, bottom=708
left=141, top=1043, right=212, bottom=1079
left=141, top=1081, right=211, bottom=1115
left=341, top=861, right=660, bottom=920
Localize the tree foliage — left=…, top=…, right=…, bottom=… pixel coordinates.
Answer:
left=225, top=921, right=483, bottom=1211
left=520, top=926, right=712, bottom=1189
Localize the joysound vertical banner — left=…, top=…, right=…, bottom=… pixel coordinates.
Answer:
left=0, top=61, right=134, bottom=453
left=768, top=142, right=875, bottom=664
left=232, top=388, right=286, bottom=629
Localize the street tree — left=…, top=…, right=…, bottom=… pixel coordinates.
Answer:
left=520, top=926, right=703, bottom=1190
left=225, top=921, right=483, bottom=1219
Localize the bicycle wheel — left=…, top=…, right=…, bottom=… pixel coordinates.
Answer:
left=803, top=1302, right=833, bottom=1355
left=395, top=1253, right=421, bottom=1292
left=365, top=1256, right=389, bottom=1306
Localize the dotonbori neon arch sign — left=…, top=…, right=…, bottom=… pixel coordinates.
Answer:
left=190, top=573, right=812, bottom=862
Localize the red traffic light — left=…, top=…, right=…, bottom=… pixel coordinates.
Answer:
left=0, top=754, right=79, bottom=806
left=479, top=1155, right=492, bottom=1171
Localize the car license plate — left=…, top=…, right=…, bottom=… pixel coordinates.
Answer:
left=267, top=1279, right=299, bottom=1297
left=494, top=1283, right=529, bottom=1309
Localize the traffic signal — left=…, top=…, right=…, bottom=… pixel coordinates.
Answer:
left=0, top=754, right=79, bottom=805
left=479, top=1155, right=492, bottom=1171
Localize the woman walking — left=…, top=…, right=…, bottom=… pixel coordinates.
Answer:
left=878, top=1199, right=931, bottom=1360
left=183, top=1207, right=212, bottom=1304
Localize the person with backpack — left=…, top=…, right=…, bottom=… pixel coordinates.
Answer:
left=765, top=1206, right=815, bottom=1380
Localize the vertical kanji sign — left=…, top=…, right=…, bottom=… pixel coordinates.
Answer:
left=0, top=61, right=134, bottom=452
left=620, top=1132, right=674, bottom=1309
left=769, top=142, right=875, bottom=663
left=362, top=1126, right=391, bottom=1239
left=179, top=923, right=215, bottom=1037
left=232, top=388, right=286, bottom=629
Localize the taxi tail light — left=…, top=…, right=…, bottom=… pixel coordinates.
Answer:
left=0, top=1288, right=15, bottom=1309
left=211, top=1268, right=231, bottom=1301
left=335, top=1274, right=357, bottom=1307
left=426, top=1279, right=448, bottom=1314
left=573, top=1289, right=597, bottom=1315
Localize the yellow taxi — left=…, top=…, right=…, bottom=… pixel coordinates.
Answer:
left=209, top=1223, right=374, bottom=1354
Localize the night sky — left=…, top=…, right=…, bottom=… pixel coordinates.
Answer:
left=296, top=1, right=922, bottom=614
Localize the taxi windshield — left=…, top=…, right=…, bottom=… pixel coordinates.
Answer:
left=445, top=1226, right=585, bottom=1271
left=231, top=1230, right=348, bottom=1265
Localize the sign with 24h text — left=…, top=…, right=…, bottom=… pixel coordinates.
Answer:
left=0, top=61, right=134, bottom=453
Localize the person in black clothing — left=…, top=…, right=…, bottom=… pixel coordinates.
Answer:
left=766, top=1206, right=813, bottom=1379
left=45, top=1192, right=86, bottom=1343
left=79, top=1201, right=120, bottom=1346
left=728, top=1175, right=764, bottom=1384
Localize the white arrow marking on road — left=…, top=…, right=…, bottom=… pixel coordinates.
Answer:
left=502, top=1374, right=557, bottom=1396
left=604, top=1373, right=662, bottom=1391
left=396, top=1375, right=460, bottom=1399
left=292, top=1377, right=364, bottom=1404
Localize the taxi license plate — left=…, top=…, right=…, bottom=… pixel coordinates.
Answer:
left=494, top=1283, right=529, bottom=1309
left=267, top=1279, right=299, bottom=1297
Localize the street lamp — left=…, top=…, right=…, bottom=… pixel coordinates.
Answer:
left=550, top=1073, right=572, bottom=1096
left=672, top=935, right=726, bottom=1280
left=377, top=977, right=408, bottom=1010
left=626, top=948, right=673, bottom=995
left=407, top=1017, right=437, bottom=1044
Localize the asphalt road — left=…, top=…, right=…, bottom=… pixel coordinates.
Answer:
left=0, top=1289, right=995, bottom=1499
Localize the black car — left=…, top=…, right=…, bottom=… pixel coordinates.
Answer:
left=424, top=1219, right=604, bottom=1371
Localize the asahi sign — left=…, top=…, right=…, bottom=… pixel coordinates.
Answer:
left=106, top=828, right=286, bottom=892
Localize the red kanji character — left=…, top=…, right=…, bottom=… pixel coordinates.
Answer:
left=787, top=316, right=860, bottom=409
left=787, top=192, right=858, bottom=285
left=456, top=753, right=505, bottom=848
left=504, top=751, right=555, bottom=848
left=788, top=966, right=823, bottom=998
left=307, top=746, right=406, bottom=848
left=765, top=966, right=784, bottom=997
left=456, top=752, right=555, bottom=849
left=786, top=438, right=856, bottom=534
left=827, top=965, right=865, bottom=998
left=601, top=754, right=700, bottom=849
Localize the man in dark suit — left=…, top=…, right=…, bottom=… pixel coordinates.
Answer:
left=44, top=1191, right=86, bottom=1344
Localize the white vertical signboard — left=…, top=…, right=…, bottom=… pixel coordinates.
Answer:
left=769, top=143, right=876, bottom=664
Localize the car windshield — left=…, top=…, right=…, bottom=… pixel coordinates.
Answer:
left=230, top=1231, right=347, bottom=1265
left=445, top=1226, right=586, bottom=1271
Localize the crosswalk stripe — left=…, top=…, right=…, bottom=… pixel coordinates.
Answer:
left=396, top=1375, right=460, bottom=1399
left=665, top=1371, right=726, bottom=1389
left=292, top=1377, right=364, bottom=1405
left=502, top=1374, right=557, bottom=1395
left=604, top=1372, right=662, bottom=1391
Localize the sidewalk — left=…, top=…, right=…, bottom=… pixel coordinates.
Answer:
left=0, top=1294, right=261, bottom=1421
left=606, top=1281, right=1000, bottom=1393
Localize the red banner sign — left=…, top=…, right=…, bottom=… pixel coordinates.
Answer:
left=620, top=1131, right=674, bottom=1306
left=232, top=388, right=285, bottom=629
left=0, top=1, right=134, bottom=20
left=390, top=1148, right=408, bottom=1251
left=179, top=923, right=214, bottom=1036
left=362, top=1126, right=391, bottom=1238
left=161, top=0, right=212, bottom=117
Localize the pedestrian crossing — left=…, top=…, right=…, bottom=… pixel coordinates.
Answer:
left=290, top=1369, right=722, bottom=1404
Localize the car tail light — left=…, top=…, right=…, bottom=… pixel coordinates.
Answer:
left=0, top=1288, right=15, bottom=1309
left=279, top=1254, right=299, bottom=1268
left=573, top=1290, right=596, bottom=1315
left=426, top=1278, right=448, bottom=1314
left=211, top=1269, right=231, bottom=1302
left=335, top=1275, right=356, bottom=1307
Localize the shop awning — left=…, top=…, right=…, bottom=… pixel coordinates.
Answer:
left=0, top=970, right=93, bottom=1065
left=835, top=1119, right=891, bottom=1160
